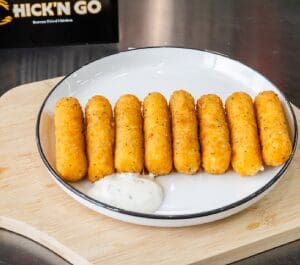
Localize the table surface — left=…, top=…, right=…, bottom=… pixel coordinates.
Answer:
left=0, top=0, right=299, bottom=264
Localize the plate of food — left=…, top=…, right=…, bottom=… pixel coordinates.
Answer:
left=36, top=47, right=298, bottom=227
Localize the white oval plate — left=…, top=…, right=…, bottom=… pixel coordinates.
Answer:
left=36, top=47, right=298, bottom=227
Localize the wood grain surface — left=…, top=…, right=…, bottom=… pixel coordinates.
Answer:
left=0, top=78, right=299, bottom=265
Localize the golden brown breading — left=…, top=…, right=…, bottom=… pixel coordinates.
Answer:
left=225, top=92, right=263, bottom=176
left=254, top=91, right=292, bottom=166
left=197, top=94, right=231, bottom=174
left=114, top=94, right=144, bottom=173
left=85, top=95, right=114, bottom=182
left=55, top=97, right=87, bottom=181
left=170, top=90, right=200, bottom=174
left=143, top=92, right=173, bottom=175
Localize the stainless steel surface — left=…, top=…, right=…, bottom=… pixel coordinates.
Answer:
left=0, top=0, right=299, bottom=264
left=0, top=229, right=70, bottom=265
left=1, top=0, right=299, bottom=106
left=119, top=0, right=300, bottom=106
left=231, top=240, right=300, bottom=265
left=0, top=43, right=118, bottom=97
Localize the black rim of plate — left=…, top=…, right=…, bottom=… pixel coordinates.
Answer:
left=36, top=46, right=298, bottom=220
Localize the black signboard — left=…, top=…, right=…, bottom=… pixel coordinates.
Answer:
left=0, top=0, right=118, bottom=48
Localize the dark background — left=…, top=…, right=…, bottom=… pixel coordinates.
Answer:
left=0, top=1, right=299, bottom=264
left=1, top=0, right=300, bottom=106
left=0, top=0, right=118, bottom=47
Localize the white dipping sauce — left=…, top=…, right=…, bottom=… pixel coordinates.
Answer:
left=87, top=173, right=164, bottom=213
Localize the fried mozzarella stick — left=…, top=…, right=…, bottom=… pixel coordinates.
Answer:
left=254, top=91, right=292, bottom=166
left=144, top=92, right=172, bottom=175
left=170, top=90, right=200, bottom=174
left=114, top=95, right=144, bottom=173
left=197, top=94, right=231, bottom=174
left=54, top=97, right=87, bottom=181
left=225, top=92, right=263, bottom=176
left=85, top=96, right=114, bottom=182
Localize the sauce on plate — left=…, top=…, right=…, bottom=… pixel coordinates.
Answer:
left=87, top=173, right=163, bottom=213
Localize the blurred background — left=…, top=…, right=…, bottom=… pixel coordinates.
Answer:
left=0, top=0, right=300, bottom=106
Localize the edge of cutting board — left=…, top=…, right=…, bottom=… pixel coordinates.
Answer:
left=0, top=77, right=299, bottom=265
left=0, top=216, right=90, bottom=265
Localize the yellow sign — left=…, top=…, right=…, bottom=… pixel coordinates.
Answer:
left=0, top=0, right=13, bottom=25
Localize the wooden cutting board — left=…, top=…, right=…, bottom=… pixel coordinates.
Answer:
left=0, top=78, right=299, bottom=265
